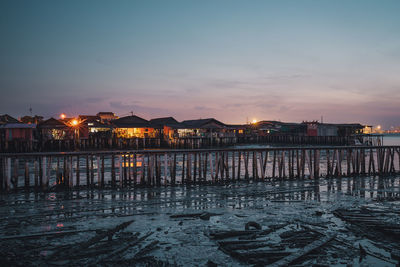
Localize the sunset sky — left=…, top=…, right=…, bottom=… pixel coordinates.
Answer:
left=1, top=0, right=399, bottom=128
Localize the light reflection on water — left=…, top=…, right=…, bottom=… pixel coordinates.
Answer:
left=1, top=174, right=399, bottom=267
left=2, top=176, right=399, bottom=214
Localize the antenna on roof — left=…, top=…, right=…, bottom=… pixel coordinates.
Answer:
left=130, top=111, right=134, bottom=116
left=29, top=106, right=32, bottom=116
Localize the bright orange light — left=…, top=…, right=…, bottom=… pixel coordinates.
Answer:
left=60, top=113, right=66, bottom=119
left=71, top=119, right=78, bottom=126
left=377, top=125, right=381, bottom=130
left=252, top=119, right=257, bottom=124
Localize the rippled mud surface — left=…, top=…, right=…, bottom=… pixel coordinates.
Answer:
left=1, top=176, right=400, bottom=266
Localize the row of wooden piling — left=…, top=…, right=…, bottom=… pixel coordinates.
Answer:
left=0, top=146, right=399, bottom=192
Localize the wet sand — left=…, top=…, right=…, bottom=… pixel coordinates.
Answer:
left=1, top=176, right=399, bottom=266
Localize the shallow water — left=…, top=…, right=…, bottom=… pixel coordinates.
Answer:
left=1, top=175, right=399, bottom=266
left=383, top=134, right=400, bottom=146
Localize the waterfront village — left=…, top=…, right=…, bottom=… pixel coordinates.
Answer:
left=0, top=112, right=384, bottom=152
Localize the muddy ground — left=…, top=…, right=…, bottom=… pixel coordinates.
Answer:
left=0, top=176, right=399, bottom=266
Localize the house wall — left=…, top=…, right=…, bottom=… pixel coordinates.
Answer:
left=307, top=124, right=318, bottom=137
left=114, top=127, right=157, bottom=138
left=317, top=125, right=338, bottom=136
left=163, top=126, right=178, bottom=139
left=41, top=129, right=69, bottom=140
left=6, top=129, right=33, bottom=141
left=362, top=126, right=372, bottom=134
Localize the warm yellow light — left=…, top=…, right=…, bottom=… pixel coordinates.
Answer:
left=60, top=113, right=66, bottom=119
left=71, top=119, right=78, bottom=126
left=377, top=125, right=381, bottom=130
left=252, top=119, right=257, bottom=124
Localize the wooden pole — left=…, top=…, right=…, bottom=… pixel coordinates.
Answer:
left=111, top=154, right=116, bottom=187
left=164, top=152, right=168, bottom=185
left=140, top=154, right=145, bottom=185
left=237, top=151, right=241, bottom=181
left=244, top=151, right=249, bottom=180
left=305, top=150, right=312, bottom=179
left=173, top=153, right=177, bottom=185
left=118, top=155, right=122, bottom=187
left=214, top=152, right=219, bottom=182
left=315, top=149, right=320, bottom=178
left=182, top=153, right=186, bottom=184
left=69, top=156, right=73, bottom=188
left=225, top=152, right=229, bottom=181
left=347, top=149, right=352, bottom=176
left=24, top=160, right=29, bottom=189
left=42, top=157, right=47, bottom=190
left=232, top=151, right=236, bottom=181
left=193, top=153, right=197, bottom=184
left=90, top=154, right=94, bottom=186
left=133, top=153, right=137, bottom=186
left=76, top=155, right=80, bottom=187
left=96, top=156, right=101, bottom=187
left=272, top=150, right=276, bottom=178
left=86, top=155, right=90, bottom=186
left=11, top=158, right=18, bottom=190
left=34, top=159, right=38, bottom=189
left=101, top=155, right=105, bottom=187
left=128, top=153, right=132, bottom=186
left=123, top=153, right=127, bottom=186
left=6, top=158, right=11, bottom=191
left=64, top=157, right=69, bottom=188
left=198, top=153, right=202, bottom=181
left=281, top=150, right=286, bottom=179
left=203, top=153, right=208, bottom=182
left=209, top=152, right=214, bottom=183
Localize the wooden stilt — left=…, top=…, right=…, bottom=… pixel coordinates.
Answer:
left=272, top=150, right=276, bottom=178
left=133, top=153, right=137, bottom=186
left=86, top=155, right=90, bottom=186
left=111, top=154, right=116, bottom=187
left=76, top=156, right=80, bottom=187
left=13, top=158, right=19, bottom=190
left=24, top=161, right=29, bottom=189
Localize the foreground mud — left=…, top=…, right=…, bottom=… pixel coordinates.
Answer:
left=0, top=176, right=399, bottom=266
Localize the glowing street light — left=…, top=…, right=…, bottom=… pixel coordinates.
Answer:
left=252, top=119, right=257, bottom=124
left=60, top=113, right=66, bottom=119
left=69, top=118, right=80, bottom=150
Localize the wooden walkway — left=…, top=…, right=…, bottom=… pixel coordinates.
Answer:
left=0, top=134, right=369, bottom=152
left=0, top=146, right=399, bottom=192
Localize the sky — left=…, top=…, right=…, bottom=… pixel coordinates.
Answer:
left=1, top=0, right=399, bottom=128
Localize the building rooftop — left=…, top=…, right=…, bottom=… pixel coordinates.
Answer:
left=112, top=115, right=150, bottom=128
left=38, top=118, right=68, bottom=129
left=0, top=114, right=20, bottom=124
left=150, top=117, right=183, bottom=129
left=181, top=118, right=226, bottom=129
